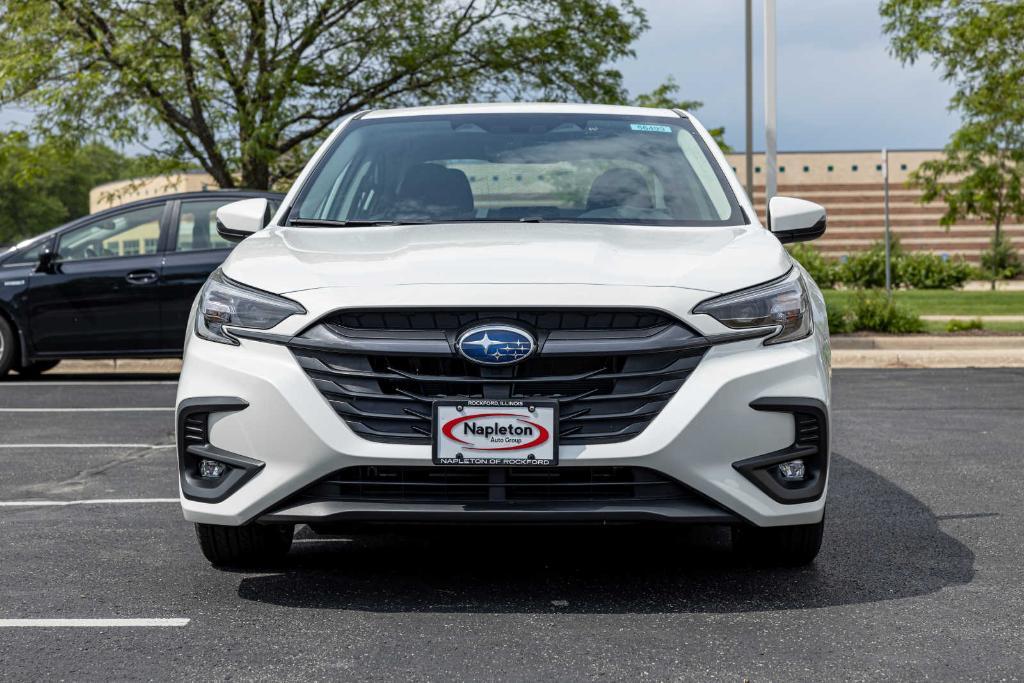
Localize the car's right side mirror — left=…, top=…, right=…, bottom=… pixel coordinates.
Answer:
left=767, top=196, right=826, bottom=244
left=216, top=198, right=273, bottom=242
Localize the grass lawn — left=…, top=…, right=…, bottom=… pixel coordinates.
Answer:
left=822, top=289, right=1024, bottom=317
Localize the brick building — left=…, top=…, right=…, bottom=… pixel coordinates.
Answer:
left=727, top=149, right=1020, bottom=264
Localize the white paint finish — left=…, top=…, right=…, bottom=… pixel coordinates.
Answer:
left=0, top=498, right=178, bottom=507
left=223, top=222, right=790, bottom=297
left=0, top=618, right=189, bottom=627
left=216, top=197, right=270, bottom=236
left=363, top=102, right=678, bottom=120
left=768, top=196, right=826, bottom=235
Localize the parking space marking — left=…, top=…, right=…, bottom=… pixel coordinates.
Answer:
left=0, top=444, right=175, bottom=449
left=0, top=498, right=178, bottom=507
left=0, top=408, right=174, bottom=413
left=0, top=618, right=189, bottom=628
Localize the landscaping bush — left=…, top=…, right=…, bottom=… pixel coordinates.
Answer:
left=980, top=232, right=1022, bottom=281
left=946, top=318, right=983, bottom=332
left=787, top=243, right=840, bottom=289
left=845, top=290, right=925, bottom=334
left=896, top=252, right=972, bottom=289
left=838, top=239, right=904, bottom=289
left=826, top=303, right=852, bottom=334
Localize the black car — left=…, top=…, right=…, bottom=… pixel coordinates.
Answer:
left=0, top=190, right=283, bottom=377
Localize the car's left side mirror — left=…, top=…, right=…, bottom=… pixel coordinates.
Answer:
left=767, top=196, right=826, bottom=244
left=216, top=198, right=273, bottom=242
left=35, top=245, right=56, bottom=274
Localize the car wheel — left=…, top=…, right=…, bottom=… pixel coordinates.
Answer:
left=194, top=522, right=294, bottom=567
left=732, top=517, right=825, bottom=567
left=0, top=317, right=17, bottom=377
left=16, top=360, right=60, bottom=377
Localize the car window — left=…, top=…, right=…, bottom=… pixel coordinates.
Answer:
left=292, top=114, right=742, bottom=227
left=57, top=205, right=163, bottom=261
left=175, top=199, right=237, bottom=252
left=2, top=238, right=49, bottom=266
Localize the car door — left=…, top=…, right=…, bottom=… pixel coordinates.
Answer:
left=25, top=202, right=170, bottom=356
left=159, top=197, right=247, bottom=350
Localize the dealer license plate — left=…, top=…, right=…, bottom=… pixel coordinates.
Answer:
left=432, top=399, right=558, bottom=466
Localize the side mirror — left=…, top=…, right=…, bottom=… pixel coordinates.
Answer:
left=35, top=245, right=55, bottom=274
left=216, top=198, right=272, bottom=242
left=767, top=196, right=826, bottom=244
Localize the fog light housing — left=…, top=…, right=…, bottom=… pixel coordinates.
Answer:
left=199, top=459, right=227, bottom=479
left=778, top=459, right=806, bottom=481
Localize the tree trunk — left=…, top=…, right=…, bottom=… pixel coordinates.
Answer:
left=240, top=156, right=271, bottom=191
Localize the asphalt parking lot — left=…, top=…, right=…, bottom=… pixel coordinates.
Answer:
left=1, top=369, right=1022, bottom=681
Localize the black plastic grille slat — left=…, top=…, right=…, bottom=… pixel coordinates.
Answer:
left=183, top=415, right=207, bottom=446
left=292, top=309, right=709, bottom=445
left=295, top=466, right=697, bottom=504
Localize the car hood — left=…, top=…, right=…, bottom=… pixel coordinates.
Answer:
left=222, top=222, right=790, bottom=295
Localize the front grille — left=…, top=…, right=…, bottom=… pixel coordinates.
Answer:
left=290, top=308, right=709, bottom=445
left=292, top=466, right=697, bottom=504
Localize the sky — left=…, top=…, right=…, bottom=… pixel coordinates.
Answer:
left=617, top=0, right=961, bottom=152
left=0, top=0, right=960, bottom=155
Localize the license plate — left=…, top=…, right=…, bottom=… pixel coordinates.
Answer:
left=432, top=399, right=558, bottom=466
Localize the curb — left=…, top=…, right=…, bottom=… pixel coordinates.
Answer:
left=832, top=335, right=1023, bottom=350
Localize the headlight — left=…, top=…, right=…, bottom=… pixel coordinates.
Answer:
left=693, top=268, right=811, bottom=345
left=196, top=269, right=306, bottom=345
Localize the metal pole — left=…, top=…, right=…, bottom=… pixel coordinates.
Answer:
left=764, top=0, right=777, bottom=208
left=745, top=0, right=753, bottom=201
left=883, top=148, right=892, bottom=297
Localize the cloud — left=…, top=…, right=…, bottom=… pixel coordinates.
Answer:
left=620, top=0, right=960, bottom=150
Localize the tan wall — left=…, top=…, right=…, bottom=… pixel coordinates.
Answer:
left=724, top=150, right=1019, bottom=264
left=89, top=172, right=218, bottom=213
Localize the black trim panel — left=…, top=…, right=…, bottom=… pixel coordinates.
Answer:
left=732, top=397, right=829, bottom=504
left=775, top=216, right=827, bottom=244
left=176, top=397, right=263, bottom=503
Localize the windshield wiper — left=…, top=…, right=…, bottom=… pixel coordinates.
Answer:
left=289, top=218, right=426, bottom=227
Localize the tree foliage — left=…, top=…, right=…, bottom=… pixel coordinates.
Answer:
left=0, top=133, right=157, bottom=245
left=0, top=0, right=663, bottom=190
left=630, top=76, right=729, bottom=150
left=880, top=0, right=1024, bottom=285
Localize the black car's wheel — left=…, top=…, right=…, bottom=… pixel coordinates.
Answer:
left=0, top=317, right=18, bottom=377
left=194, top=522, right=294, bottom=567
left=16, top=360, right=60, bottom=377
left=732, top=518, right=825, bottom=567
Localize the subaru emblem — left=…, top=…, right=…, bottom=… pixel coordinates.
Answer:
left=457, top=325, right=536, bottom=366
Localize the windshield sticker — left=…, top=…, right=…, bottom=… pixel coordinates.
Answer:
left=630, top=123, right=673, bottom=133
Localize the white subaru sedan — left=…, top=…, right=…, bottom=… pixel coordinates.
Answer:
left=177, top=103, right=831, bottom=568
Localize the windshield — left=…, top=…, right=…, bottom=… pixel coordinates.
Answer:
left=289, top=113, right=743, bottom=227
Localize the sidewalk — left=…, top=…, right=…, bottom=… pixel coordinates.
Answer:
left=832, top=335, right=1024, bottom=368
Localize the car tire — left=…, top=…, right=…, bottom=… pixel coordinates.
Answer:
left=732, top=517, right=825, bottom=567
left=194, top=522, right=294, bottom=567
left=0, top=316, right=17, bottom=377
left=16, top=360, right=60, bottom=377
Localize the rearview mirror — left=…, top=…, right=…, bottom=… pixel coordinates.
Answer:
left=35, top=245, right=55, bottom=274
left=216, top=198, right=272, bottom=242
left=767, top=196, right=826, bottom=244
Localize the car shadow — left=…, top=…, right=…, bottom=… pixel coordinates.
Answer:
left=235, top=454, right=975, bottom=614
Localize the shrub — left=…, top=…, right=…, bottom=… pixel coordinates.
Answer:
left=946, top=318, right=983, bottom=333
left=826, top=304, right=852, bottom=334
left=896, top=252, right=972, bottom=289
left=846, top=290, right=925, bottom=334
left=787, top=243, right=840, bottom=289
left=838, top=239, right=904, bottom=289
left=980, top=232, right=1023, bottom=280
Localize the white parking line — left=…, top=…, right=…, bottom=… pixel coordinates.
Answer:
left=0, top=444, right=175, bottom=449
left=0, top=498, right=179, bottom=507
left=0, top=408, right=173, bottom=413
left=0, top=381, right=177, bottom=386
left=0, top=618, right=189, bottom=628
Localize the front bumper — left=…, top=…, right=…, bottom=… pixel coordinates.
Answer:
left=177, top=299, right=830, bottom=528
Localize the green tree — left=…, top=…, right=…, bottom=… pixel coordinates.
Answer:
left=0, top=132, right=156, bottom=244
left=0, top=0, right=657, bottom=190
left=631, top=76, right=730, bottom=150
left=880, top=0, right=1024, bottom=288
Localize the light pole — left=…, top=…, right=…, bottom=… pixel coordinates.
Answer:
left=745, top=0, right=753, bottom=201
left=764, top=0, right=777, bottom=207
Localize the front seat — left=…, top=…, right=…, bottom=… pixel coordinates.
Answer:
left=395, top=163, right=474, bottom=219
left=586, top=168, right=654, bottom=212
